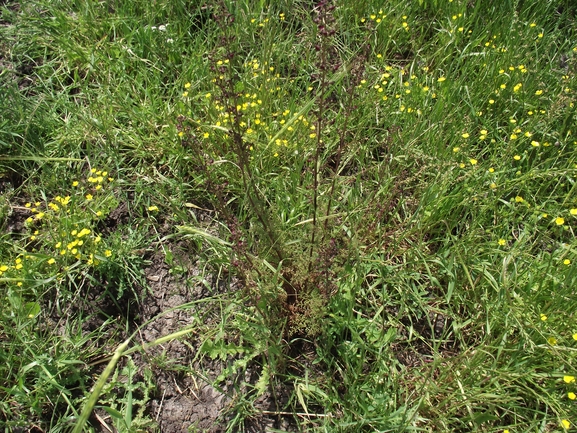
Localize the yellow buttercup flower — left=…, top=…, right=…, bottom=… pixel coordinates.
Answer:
left=563, top=375, right=576, bottom=384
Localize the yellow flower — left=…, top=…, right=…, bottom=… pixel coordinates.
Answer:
left=104, top=250, right=112, bottom=257
left=72, top=181, right=79, bottom=187
left=437, top=76, right=446, bottom=82
left=488, top=167, right=495, bottom=173
left=547, top=336, right=557, bottom=345
left=490, top=183, right=497, bottom=189
left=561, top=420, right=570, bottom=430
left=515, top=196, right=524, bottom=203
left=462, top=133, right=470, bottom=139
left=514, top=155, right=521, bottom=160
left=570, top=209, right=577, bottom=215
left=540, top=314, right=547, bottom=321
left=563, top=375, right=576, bottom=384
left=535, top=90, right=543, bottom=95
left=85, top=194, right=93, bottom=201
left=469, top=159, right=478, bottom=165
left=184, top=82, right=191, bottom=89
left=148, top=206, right=159, bottom=211
left=574, top=333, right=577, bottom=341
left=203, top=132, right=210, bottom=138
left=453, top=147, right=460, bottom=153
left=568, top=392, right=576, bottom=400
left=531, top=140, right=540, bottom=147
left=77, top=228, right=91, bottom=238
left=555, top=217, right=565, bottom=225
left=564, top=259, right=571, bottom=265
left=498, top=239, right=506, bottom=246
left=47, top=258, right=56, bottom=265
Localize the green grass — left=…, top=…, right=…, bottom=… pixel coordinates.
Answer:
left=1, top=0, right=576, bottom=431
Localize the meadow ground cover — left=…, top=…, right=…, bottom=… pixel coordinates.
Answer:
left=1, top=0, right=576, bottom=431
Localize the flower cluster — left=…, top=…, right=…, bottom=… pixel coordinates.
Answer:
left=0, top=168, right=117, bottom=288
left=179, top=58, right=317, bottom=159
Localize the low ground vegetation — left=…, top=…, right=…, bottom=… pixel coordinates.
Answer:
left=1, top=0, right=576, bottom=431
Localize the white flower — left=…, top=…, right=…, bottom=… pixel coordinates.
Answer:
left=158, top=24, right=167, bottom=31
